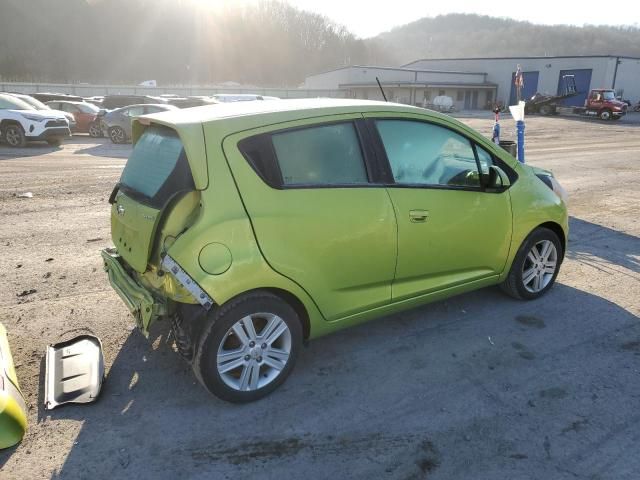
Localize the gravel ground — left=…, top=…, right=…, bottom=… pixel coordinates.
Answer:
left=0, top=113, right=639, bottom=480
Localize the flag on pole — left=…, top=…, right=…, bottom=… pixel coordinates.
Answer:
left=514, top=64, right=524, bottom=102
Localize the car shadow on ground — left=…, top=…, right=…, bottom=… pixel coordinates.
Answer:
left=568, top=216, right=639, bottom=274
left=0, top=143, right=61, bottom=160
left=74, top=141, right=131, bottom=159
left=36, top=278, right=639, bottom=479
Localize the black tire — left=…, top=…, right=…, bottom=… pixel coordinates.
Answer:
left=539, top=104, right=554, bottom=115
left=193, top=291, right=303, bottom=403
left=500, top=227, right=563, bottom=300
left=108, top=126, right=126, bottom=144
left=599, top=109, right=612, bottom=121
left=46, top=137, right=62, bottom=147
left=88, top=122, right=103, bottom=138
left=3, top=123, right=26, bottom=147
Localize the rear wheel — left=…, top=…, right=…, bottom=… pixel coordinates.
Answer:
left=599, top=109, right=612, bottom=121
left=4, top=124, right=26, bottom=147
left=501, top=227, right=563, bottom=300
left=539, top=104, right=554, bottom=115
left=193, top=292, right=302, bottom=403
left=109, top=126, right=126, bottom=144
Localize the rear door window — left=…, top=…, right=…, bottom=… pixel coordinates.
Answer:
left=271, top=122, right=368, bottom=186
left=119, top=126, right=194, bottom=208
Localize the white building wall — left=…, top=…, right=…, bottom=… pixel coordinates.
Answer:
left=614, top=57, right=640, bottom=102
left=405, top=57, right=618, bottom=106
left=304, top=68, right=353, bottom=89
left=304, top=66, right=487, bottom=89
left=415, top=71, right=486, bottom=83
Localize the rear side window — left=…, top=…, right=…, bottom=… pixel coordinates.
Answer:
left=238, top=121, right=370, bottom=187
left=119, top=126, right=194, bottom=208
left=271, top=123, right=368, bottom=186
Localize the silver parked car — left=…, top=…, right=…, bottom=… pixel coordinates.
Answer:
left=102, top=104, right=177, bottom=144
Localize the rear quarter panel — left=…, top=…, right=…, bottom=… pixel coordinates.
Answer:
left=163, top=120, right=327, bottom=337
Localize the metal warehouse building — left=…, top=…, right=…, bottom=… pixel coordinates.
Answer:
left=304, top=55, right=640, bottom=110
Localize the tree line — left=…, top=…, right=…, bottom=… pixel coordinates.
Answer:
left=1, top=2, right=639, bottom=86
left=0, top=0, right=383, bottom=86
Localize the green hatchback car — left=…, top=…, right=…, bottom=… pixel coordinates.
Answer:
left=102, top=99, right=568, bottom=402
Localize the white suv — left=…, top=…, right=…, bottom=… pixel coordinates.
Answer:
left=0, top=93, right=70, bottom=147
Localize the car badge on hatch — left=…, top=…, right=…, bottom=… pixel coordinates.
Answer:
left=117, top=204, right=125, bottom=216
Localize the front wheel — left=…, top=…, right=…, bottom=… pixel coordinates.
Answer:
left=599, top=109, right=612, bottom=121
left=108, top=126, right=126, bottom=144
left=4, top=124, right=26, bottom=147
left=88, top=122, right=103, bottom=138
left=193, top=292, right=303, bottom=403
left=501, top=227, right=563, bottom=300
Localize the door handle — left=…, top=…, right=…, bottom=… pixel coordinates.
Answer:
left=409, top=210, right=429, bottom=223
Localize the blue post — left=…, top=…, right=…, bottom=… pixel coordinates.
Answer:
left=516, top=119, right=525, bottom=163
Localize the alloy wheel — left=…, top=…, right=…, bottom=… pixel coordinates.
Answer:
left=5, top=126, right=22, bottom=146
left=522, top=240, right=558, bottom=293
left=89, top=123, right=101, bottom=137
left=216, top=313, right=292, bottom=392
left=110, top=127, right=125, bottom=143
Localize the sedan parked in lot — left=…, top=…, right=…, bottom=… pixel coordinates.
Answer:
left=46, top=100, right=100, bottom=134
left=102, top=99, right=568, bottom=403
left=102, top=104, right=177, bottom=143
left=101, top=95, right=168, bottom=110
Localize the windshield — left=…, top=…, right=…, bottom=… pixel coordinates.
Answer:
left=602, top=91, right=616, bottom=101
left=119, top=126, right=194, bottom=208
left=17, top=95, right=50, bottom=110
left=0, top=95, right=32, bottom=110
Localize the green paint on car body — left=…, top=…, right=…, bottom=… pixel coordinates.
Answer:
left=103, top=99, right=568, bottom=340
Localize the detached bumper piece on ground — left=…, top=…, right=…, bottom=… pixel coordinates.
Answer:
left=0, top=323, right=28, bottom=449
left=44, top=335, right=105, bottom=410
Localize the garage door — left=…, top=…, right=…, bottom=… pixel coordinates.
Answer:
left=557, top=69, right=592, bottom=107
left=509, top=71, right=539, bottom=105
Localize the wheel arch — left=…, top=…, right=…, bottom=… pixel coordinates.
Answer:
left=233, top=287, right=311, bottom=340
left=536, top=221, right=566, bottom=257
left=0, top=119, right=23, bottom=129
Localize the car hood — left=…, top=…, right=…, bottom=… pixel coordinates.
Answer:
left=48, top=109, right=75, bottom=122
left=11, top=109, right=67, bottom=121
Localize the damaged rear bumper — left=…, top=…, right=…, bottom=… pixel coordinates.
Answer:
left=101, top=248, right=167, bottom=335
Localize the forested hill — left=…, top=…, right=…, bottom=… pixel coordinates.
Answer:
left=371, top=14, right=640, bottom=65
left=1, top=1, right=639, bottom=86
left=0, top=0, right=380, bottom=86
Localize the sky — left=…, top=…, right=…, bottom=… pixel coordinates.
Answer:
left=251, top=0, right=640, bottom=38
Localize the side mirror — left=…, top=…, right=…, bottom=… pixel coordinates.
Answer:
left=483, top=165, right=511, bottom=190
